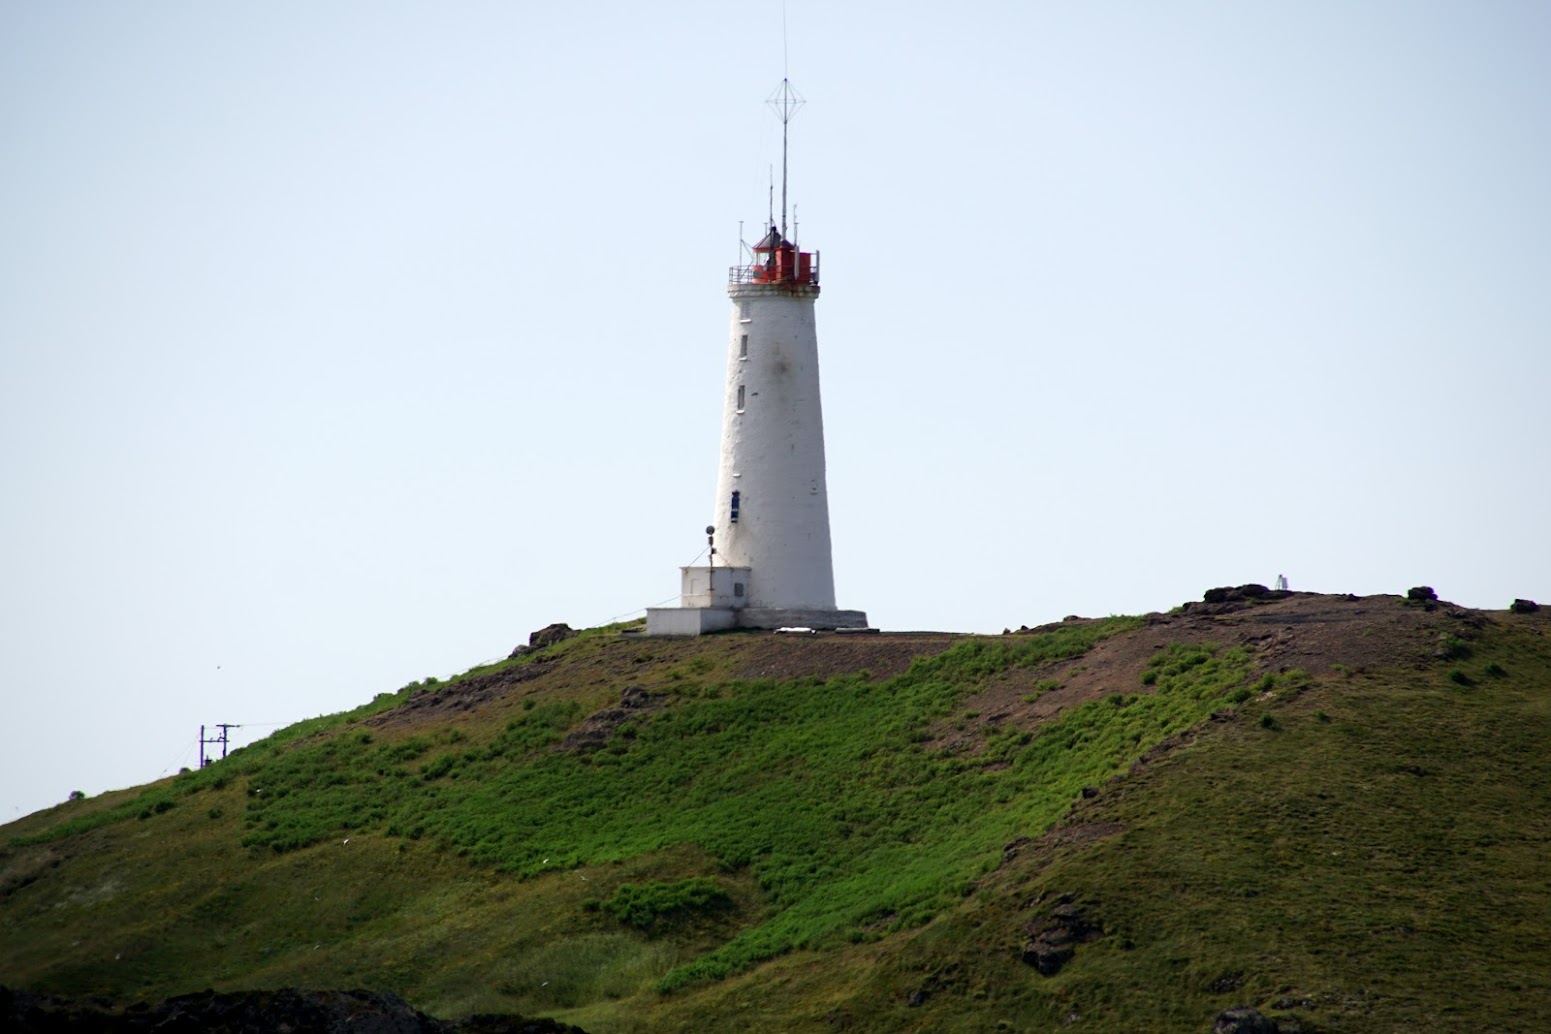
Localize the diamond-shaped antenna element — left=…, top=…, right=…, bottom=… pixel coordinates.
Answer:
left=766, top=79, right=805, bottom=126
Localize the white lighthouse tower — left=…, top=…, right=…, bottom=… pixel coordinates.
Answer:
left=646, top=82, right=867, bottom=636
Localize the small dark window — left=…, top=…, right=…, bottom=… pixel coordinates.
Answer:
left=730, top=490, right=741, bottom=523
left=733, top=582, right=745, bottom=598
left=740, top=334, right=749, bottom=358
left=736, top=385, right=745, bottom=409
left=739, top=301, right=751, bottom=321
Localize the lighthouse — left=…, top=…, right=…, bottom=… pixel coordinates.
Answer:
left=646, top=82, right=867, bottom=636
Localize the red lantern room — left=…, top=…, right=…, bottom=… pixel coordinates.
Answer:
left=737, top=225, right=818, bottom=287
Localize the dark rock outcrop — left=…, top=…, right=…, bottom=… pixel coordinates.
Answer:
left=1019, top=896, right=1102, bottom=976
left=1212, top=1006, right=1280, bottom=1033
left=510, top=623, right=577, bottom=658
left=1, top=986, right=588, bottom=1033
left=561, top=686, right=660, bottom=753
left=1187, top=585, right=1290, bottom=614
left=1511, top=598, right=1540, bottom=614
left=1445, top=607, right=1487, bottom=628
left=1203, top=584, right=1270, bottom=604
left=368, top=662, right=549, bottom=728
left=1407, top=586, right=1438, bottom=602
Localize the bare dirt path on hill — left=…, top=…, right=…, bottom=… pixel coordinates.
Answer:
left=932, top=590, right=1516, bottom=755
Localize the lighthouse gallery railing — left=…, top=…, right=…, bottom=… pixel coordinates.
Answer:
left=728, top=251, right=820, bottom=287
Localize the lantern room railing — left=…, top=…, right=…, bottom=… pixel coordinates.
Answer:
left=729, top=249, right=820, bottom=287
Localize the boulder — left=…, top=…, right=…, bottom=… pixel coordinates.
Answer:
left=1511, top=598, right=1540, bottom=614
left=528, top=623, right=576, bottom=649
left=1407, top=586, right=1438, bottom=601
left=510, top=623, right=577, bottom=658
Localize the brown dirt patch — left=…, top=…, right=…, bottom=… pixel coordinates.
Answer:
left=361, top=593, right=1518, bottom=753
left=362, top=632, right=960, bottom=737
left=731, top=633, right=958, bottom=681
left=996, top=820, right=1128, bottom=880
left=363, top=636, right=718, bottom=734
left=933, top=592, right=1499, bottom=755
left=364, top=660, right=553, bottom=731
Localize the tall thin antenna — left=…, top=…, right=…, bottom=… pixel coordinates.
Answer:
left=782, top=0, right=790, bottom=78
left=768, top=166, right=775, bottom=230
left=766, top=79, right=804, bottom=240
left=781, top=86, right=788, bottom=239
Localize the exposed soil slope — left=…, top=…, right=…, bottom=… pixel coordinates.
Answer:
left=936, top=590, right=1485, bottom=754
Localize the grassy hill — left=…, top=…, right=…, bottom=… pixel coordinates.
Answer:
left=3, top=590, right=1549, bottom=1032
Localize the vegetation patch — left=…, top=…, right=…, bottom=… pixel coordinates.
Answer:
left=10, top=789, right=180, bottom=847
left=598, top=877, right=733, bottom=932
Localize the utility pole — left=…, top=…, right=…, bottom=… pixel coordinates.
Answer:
left=199, top=723, right=240, bottom=768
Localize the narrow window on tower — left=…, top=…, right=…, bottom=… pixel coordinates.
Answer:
left=736, top=385, right=745, bottom=410
left=740, top=334, right=749, bottom=358
left=730, top=490, right=741, bottom=523
left=739, top=301, right=751, bottom=322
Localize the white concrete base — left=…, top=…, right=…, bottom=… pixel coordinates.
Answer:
left=645, top=607, right=739, bottom=636
left=737, top=608, right=869, bottom=630
left=644, top=606, right=868, bottom=636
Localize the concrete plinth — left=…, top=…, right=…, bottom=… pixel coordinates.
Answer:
left=645, top=606, right=868, bottom=636
left=736, top=608, right=869, bottom=630
left=645, top=607, right=738, bottom=636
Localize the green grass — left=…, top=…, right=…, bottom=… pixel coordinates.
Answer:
left=6, top=603, right=1549, bottom=1032
left=7, top=614, right=1264, bottom=1006
left=8, top=787, right=182, bottom=847
left=600, top=878, right=733, bottom=932
left=217, top=616, right=1216, bottom=990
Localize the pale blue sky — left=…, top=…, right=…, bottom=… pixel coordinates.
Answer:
left=3, top=1, right=1547, bottom=820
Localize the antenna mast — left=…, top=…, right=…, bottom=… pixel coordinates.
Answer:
left=767, top=79, right=804, bottom=239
